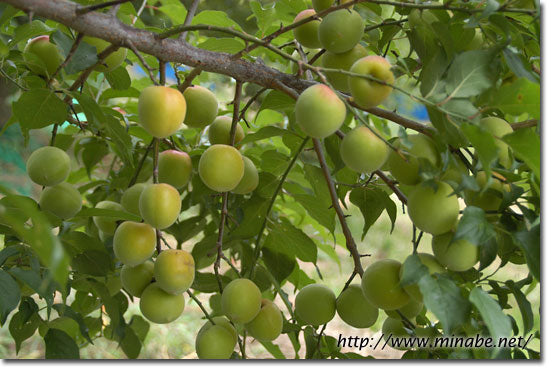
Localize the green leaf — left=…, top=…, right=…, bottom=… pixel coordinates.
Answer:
left=453, top=206, right=497, bottom=270
left=503, top=47, right=539, bottom=84
left=259, top=341, right=286, bottom=359
left=514, top=223, right=540, bottom=281
left=292, top=194, right=335, bottom=234
left=489, top=78, right=540, bottom=118
left=264, top=218, right=317, bottom=263
left=505, top=280, right=534, bottom=336
left=74, top=207, right=141, bottom=222
left=259, top=90, right=296, bottom=115
left=399, top=253, right=430, bottom=287
left=104, top=113, right=133, bottom=167
left=197, top=38, right=245, bottom=54
left=12, top=89, right=68, bottom=130
left=262, top=247, right=296, bottom=285
left=120, top=326, right=142, bottom=359
left=44, top=329, right=80, bottom=359
left=502, top=128, right=540, bottom=180
left=129, top=315, right=150, bottom=342
left=349, top=187, right=393, bottom=240
left=444, top=50, right=495, bottom=98
left=250, top=0, right=277, bottom=36
left=9, top=310, right=41, bottom=354
left=52, top=304, right=93, bottom=344
left=105, top=66, right=131, bottom=90
left=9, top=20, right=52, bottom=46
left=191, top=272, right=233, bottom=293
left=461, top=123, right=499, bottom=174
left=0, top=270, right=21, bottom=324
left=191, top=11, right=243, bottom=30
left=240, top=126, right=294, bottom=145
left=70, top=92, right=106, bottom=129
left=9, top=267, right=55, bottom=307
left=51, top=30, right=98, bottom=74
left=71, top=250, right=113, bottom=277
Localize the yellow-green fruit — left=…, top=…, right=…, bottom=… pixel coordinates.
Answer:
left=295, top=283, right=336, bottom=326
left=432, top=232, right=478, bottom=272
left=198, top=145, right=245, bottom=192
left=154, top=249, right=195, bottom=295
left=208, top=116, right=245, bottom=145
left=139, top=283, right=185, bottom=324
left=83, top=36, right=127, bottom=72
left=39, top=317, right=80, bottom=341
left=199, top=316, right=237, bottom=340
left=336, top=284, right=379, bottom=328
left=295, top=84, right=346, bottom=138
left=408, top=182, right=459, bottom=235
left=400, top=253, right=444, bottom=302
left=386, top=298, right=423, bottom=319
left=93, top=200, right=124, bottom=235
left=23, top=35, right=62, bottom=77
left=232, top=156, right=259, bottom=195
left=196, top=321, right=237, bottom=359
left=293, top=9, right=322, bottom=49
left=441, top=157, right=468, bottom=184
left=139, top=183, right=182, bottom=229
left=349, top=55, right=394, bottom=108
left=183, top=85, right=218, bottom=128
left=120, top=183, right=147, bottom=216
left=39, top=183, right=82, bottom=219
left=121, top=260, right=154, bottom=297
left=464, top=172, right=509, bottom=211
left=312, top=0, right=353, bottom=12
left=138, top=86, right=186, bottom=138
left=382, top=317, right=409, bottom=350
left=480, top=117, right=514, bottom=168
left=386, top=134, right=439, bottom=185
left=26, top=146, right=71, bottom=186
left=113, top=221, right=156, bottom=266
left=340, top=126, right=389, bottom=173
left=246, top=299, right=284, bottom=341
left=221, top=278, right=262, bottom=324
left=158, top=150, right=192, bottom=189
left=319, top=10, right=364, bottom=54
left=361, top=259, right=410, bottom=310
left=321, top=44, right=368, bottom=93
left=209, top=294, right=223, bottom=315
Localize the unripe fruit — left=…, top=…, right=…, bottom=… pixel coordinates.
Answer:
left=139, top=283, right=185, bottom=324
left=196, top=320, right=237, bottom=359
left=121, top=260, right=154, bottom=297
left=246, top=299, right=284, bottom=341
left=209, top=294, right=223, bottom=315
left=208, top=116, right=245, bottom=145
left=319, top=10, right=364, bottom=54
left=480, top=117, right=514, bottom=168
left=295, top=283, right=336, bottom=326
left=93, top=200, right=124, bottom=235
left=221, top=278, right=262, bottom=323
left=400, top=253, right=444, bottom=302
left=361, top=259, right=410, bottom=310
left=293, top=9, right=322, bottom=49
left=295, top=84, right=346, bottom=138
left=321, top=44, right=368, bottom=93
left=39, top=183, right=82, bottom=219
left=232, top=156, right=259, bottom=194
left=386, top=298, right=423, bottom=319
left=349, top=56, right=394, bottom=108
left=113, top=221, right=156, bottom=266
left=183, top=85, right=218, bottom=128
left=312, top=0, right=353, bottom=12
left=83, top=36, right=127, bottom=72
left=139, top=183, right=182, bottom=229
left=340, top=126, right=389, bottom=173
left=432, top=232, right=478, bottom=272
left=138, top=86, right=186, bottom=138
left=198, top=145, right=245, bottom=192
left=199, top=316, right=237, bottom=339
left=464, top=172, right=509, bottom=211
left=154, top=249, right=195, bottom=295
left=441, top=156, right=468, bottom=184
left=386, top=134, right=439, bottom=185
left=23, top=36, right=62, bottom=77
left=336, top=284, right=379, bottom=328
left=26, top=146, right=71, bottom=186
left=120, top=183, right=147, bottom=216
left=382, top=317, right=408, bottom=350
left=158, top=150, right=192, bottom=189
left=407, top=182, right=459, bottom=235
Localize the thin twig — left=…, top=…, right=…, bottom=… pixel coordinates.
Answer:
left=239, top=87, right=267, bottom=127
left=187, top=290, right=215, bottom=324
left=374, top=170, right=407, bottom=204
left=128, top=139, right=154, bottom=187
left=179, top=0, right=200, bottom=41
left=76, top=0, right=131, bottom=14
left=153, top=138, right=161, bottom=254
left=126, top=40, right=158, bottom=85
left=48, top=33, right=84, bottom=85
left=178, top=68, right=202, bottom=92
left=365, top=18, right=407, bottom=32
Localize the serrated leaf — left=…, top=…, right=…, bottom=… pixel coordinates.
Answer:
left=12, top=89, right=67, bottom=130
left=444, top=50, right=495, bottom=98
left=264, top=218, right=317, bottom=263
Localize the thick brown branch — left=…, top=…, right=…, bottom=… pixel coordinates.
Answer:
left=512, top=119, right=538, bottom=130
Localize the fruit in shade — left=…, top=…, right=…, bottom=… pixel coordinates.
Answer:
left=295, top=283, right=336, bottom=326
left=198, top=145, right=245, bottom=192
left=158, top=150, right=192, bottom=189
left=39, top=183, right=82, bottom=219
left=246, top=299, right=284, bottom=341
left=113, top=221, right=156, bottom=266
left=121, top=261, right=154, bottom=297
left=386, top=298, right=424, bottom=319
left=386, top=134, right=439, bottom=185
left=349, top=55, right=394, bottom=108
left=361, top=259, right=410, bottom=310
left=23, top=35, right=62, bottom=77
left=232, top=156, right=259, bottom=194
left=464, top=171, right=510, bottom=211
left=340, top=126, right=389, bottom=173
left=321, top=44, right=368, bottom=93
left=295, top=84, right=346, bottom=138
left=312, top=0, right=353, bottom=12
left=400, top=253, right=444, bottom=302
left=319, top=10, right=364, bottom=54
left=382, top=318, right=409, bottom=350
left=208, top=116, right=245, bottom=145
left=336, top=284, right=379, bottom=328
left=26, top=146, right=71, bottom=186
left=293, top=9, right=322, bottom=49
left=140, top=283, right=185, bottom=324
left=139, top=183, right=182, bottom=229
left=221, top=278, right=262, bottom=324
left=407, top=181, right=459, bottom=235
left=120, top=183, right=147, bottom=216
left=183, top=85, right=218, bottom=128
left=93, top=201, right=124, bottom=235
left=441, top=156, right=468, bottom=184
left=154, top=249, right=195, bottom=295
left=480, top=117, right=514, bottom=168
left=432, top=232, right=478, bottom=272
left=138, top=86, right=186, bottom=138
left=83, top=36, right=127, bottom=72
left=196, top=318, right=237, bottom=359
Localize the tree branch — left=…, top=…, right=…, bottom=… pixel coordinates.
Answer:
left=512, top=119, right=538, bottom=130
left=128, top=139, right=154, bottom=187
left=179, top=0, right=200, bottom=41
left=76, top=0, right=131, bottom=15
left=48, top=32, right=84, bottom=85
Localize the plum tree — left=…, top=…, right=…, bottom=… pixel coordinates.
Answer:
left=196, top=318, right=237, bottom=359
left=385, top=134, right=439, bottom=185
left=154, top=249, right=195, bottom=295
left=183, top=85, right=218, bottom=128
left=120, top=183, right=147, bottom=216
left=121, top=260, right=154, bottom=297
left=83, top=36, right=127, bottom=72
left=432, top=232, right=479, bottom=272
left=400, top=253, right=445, bottom=302
left=318, top=10, right=364, bottom=54
left=139, top=183, right=182, bottom=229
left=321, top=44, right=368, bottom=93
left=26, top=146, right=71, bottom=186
left=295, top=84, right=346, bottom=138
left=464, top=172, right=510, bottom=211
left=407, top=181, right=459, bottom=235
left=23, top=35, right=62, bottom=77
left=361, top=259, right=410, bottom=310
left=349, top=56, right=394, bottom=108
left=113, top=221, right=156, bottom=266
left=221, top=278, right=262, bottom=324
left=246, top=299, right=283, bottom=341
left=382, top=317, right=409, bottom=350
left=312, top=0, right=353, bottom=12
left=198, top=144, right=245, bottom=192
left=138, top=86, right=187, bottom=138
left=93, top=200, right=124, bottom=235
left=295, top=283, right=336, bottom=326
left=158, top=150, right=192, bottom=189
left=441, top=156, right=468, bottom=184
left=139, top=283, right=185, bottom=324
left=208, top=116, right=245, bottom=145
left=293, top=9, right=321, bottom=49
left=480, top=117, right=514, bottom=168
left=232, top=156, right=259, bottom=194
left=386, top=298, right=424, bottom=319
left=336, top=284, right=379, bottom=328
left=340, top=126, right=389, bottom=173
left=39, top=182, right=82, bottom=220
